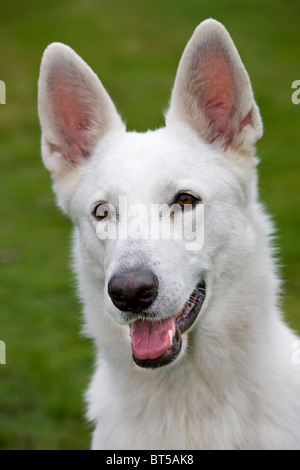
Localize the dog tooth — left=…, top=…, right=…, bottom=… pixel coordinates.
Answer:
left=168, top=329, right=173, bottom=347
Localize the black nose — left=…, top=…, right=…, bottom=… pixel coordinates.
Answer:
left=108, top=268, right=159, bottom=312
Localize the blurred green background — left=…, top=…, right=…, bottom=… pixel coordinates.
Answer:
left=0, top=0, right=299, bottom=450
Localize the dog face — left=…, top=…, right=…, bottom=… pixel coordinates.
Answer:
left=38, top=19, right=263, bottom=368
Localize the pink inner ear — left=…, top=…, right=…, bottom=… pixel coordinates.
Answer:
left=204, top=80, right=233, bottom=133
left=51, top=79, right=91, bottom=159
left=196, top=48, right=237, bottom=142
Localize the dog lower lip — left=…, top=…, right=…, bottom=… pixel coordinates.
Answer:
left=176, top=281, right=206, bottom=334
left=132, top=281, right=206, bottom=369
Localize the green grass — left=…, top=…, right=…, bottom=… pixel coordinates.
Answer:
left=0, top=0, right=299, bottom=450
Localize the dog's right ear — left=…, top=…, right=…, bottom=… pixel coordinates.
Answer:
left=38, top=43, right=125, bottom=176
left=165, top=20, right=263, bottom=155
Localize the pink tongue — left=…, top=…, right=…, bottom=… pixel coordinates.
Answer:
left=130, top=318, right=176, bottom=360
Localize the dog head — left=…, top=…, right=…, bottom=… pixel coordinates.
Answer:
left=38, top=19, right=263, bottom=368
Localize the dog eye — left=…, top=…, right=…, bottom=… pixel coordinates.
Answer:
left=93, top=203, right=109, bottom=221
left=175, top=193, right=200, bottom=209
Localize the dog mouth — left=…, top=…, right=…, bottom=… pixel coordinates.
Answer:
left=130, top=281, right=206, bottom=368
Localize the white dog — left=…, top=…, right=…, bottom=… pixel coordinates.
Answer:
left=38, top=19, right=300, bottom=450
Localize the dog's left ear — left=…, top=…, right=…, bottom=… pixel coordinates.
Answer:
left=38, top=43, right=125, bottom=176
left=165, top=19, right=263, bottom=155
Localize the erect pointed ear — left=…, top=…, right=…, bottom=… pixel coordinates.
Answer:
left=165, top=19, right=263, bottom=155
left=38, top=43, right=125, bottom=176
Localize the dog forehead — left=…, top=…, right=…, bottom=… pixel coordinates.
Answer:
left=116, top=127, right=211, bottom=166
left=92, top=126, right=223, bottom=198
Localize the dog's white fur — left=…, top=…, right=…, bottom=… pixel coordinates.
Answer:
left=38, top=19, right=300, bottom=450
